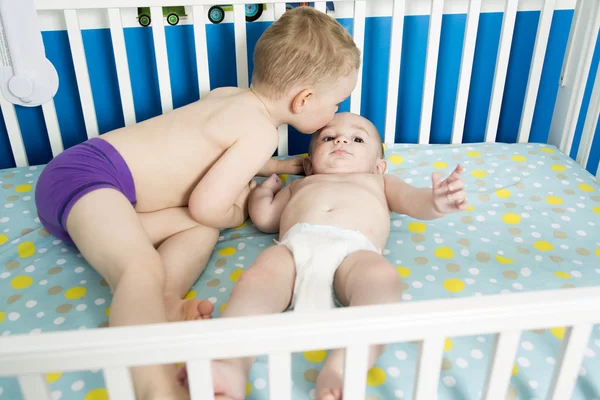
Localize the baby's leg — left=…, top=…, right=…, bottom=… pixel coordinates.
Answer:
left=139, top=207, right=219, bottom=321
left=66, top=189, right=188, bottom=400
left=316, top=251, right=402, bottom=400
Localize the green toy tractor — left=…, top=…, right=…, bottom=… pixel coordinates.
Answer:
left=207, top=4, right=264, bottom=24
left=137, top=6, right=187, bottom=27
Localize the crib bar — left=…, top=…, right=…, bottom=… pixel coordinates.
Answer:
left=274, top=2, right=286, bottom=19
left=278, top=125, right=289, bottom=156
left=64, top=9, right=99, bottom=139
left=314, top=2, right=327, bottom=13
left=18, top=374, right=51, bottom=400
left=269, top=352, right=292, bottom=400
left=233, top=4, right=249, bottom=89
left=41, top=100, right=64, bottom=157
left=103, top=366, right=135, bottom=400
left=451, top=0, right=481, bottom=144
left=186, top=360, right=215, bottom=400
left=342, top=345, right=369, bottom=400
left=108, top=8, right=136, bottom=127
left=384, top=0, right=405, bottom=145
left=547, top=324, right=593, bottom=400
left=413, top=336, right=445, bottom=400
left=482, top=330, right=521, bottom=400
left=576, top=59, right=600, bottom=168
left=150, top=6, right=173, bottom=114
left=193, top=6, right=211, bottom=98
left=418, top=0, right=443, bottom=145
left=484, top=0, right=518, bottom=143
left=350, top=0, right=366, bottom=115
left=1, top=97, right=28, bottom=167
left=517, top=0, right=555, bottom=144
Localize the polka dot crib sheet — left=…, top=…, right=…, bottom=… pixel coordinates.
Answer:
left=1, top=142, right=600, bottom=400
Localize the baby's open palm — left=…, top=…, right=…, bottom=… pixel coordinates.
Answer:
left=431, top=164, right=468, bottom=214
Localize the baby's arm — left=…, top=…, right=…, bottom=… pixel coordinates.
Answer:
left=249, top=174, right=292, bottom=233
left=384, top=164, right=468, bottom=220
left=258, top=156, right=305, bottom=176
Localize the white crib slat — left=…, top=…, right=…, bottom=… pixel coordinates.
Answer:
left=342, top=345, right=369, bottom=400
left=517, top=0, right=555, bottom=143
left=41, top=100, right=64, bottom=157
left=278, top=124, right=289, bottom=156
left=350, top=0, right=366, bottom=115
left=64, top=9, right=99, bottom=139
left=451, top=0, right=481, bottom=144
left=108, top=8, right=136, bottom=127
left=192, top=6, right=211, bottom=98
left=233, top=4, right=249, bottom=89
left=314, top=2, right=327, bottom=13
left=413, top=336, right=445, bottom=400
left=419, top=0, right=444, bottom=145
left=1, top=97, right=28, bottom=167
left=482, top=330, right=521, bottom=400
left=384, top=0, right=406, bottom=145
left=186, top=360, right=215, bottom=400
left=269, top=352, right=291, bottom=400
left=548, top=324, right=593, bottom=400
left=576, top=60, right=600, bottom=168
left=150, top=6, right=173, bottom=114
left=484, top=0, right=518, bottom=143
left=274, top=2, right=286, bottom=19
left=103, top=367, right=135, bottom=400
left=18, top=375, right=51, bottom=400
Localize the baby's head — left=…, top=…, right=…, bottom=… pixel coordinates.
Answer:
left=251, top=7, right=360, bottom=134
left=304, top=113, right=386, bottom=175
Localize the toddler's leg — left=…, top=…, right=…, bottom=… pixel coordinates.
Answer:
left=316, top=251, right=402, bottom=400
left=66, top=189, right=188, bottom=400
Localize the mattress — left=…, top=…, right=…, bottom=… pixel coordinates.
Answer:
left=1, top=142, right=599, bottom=400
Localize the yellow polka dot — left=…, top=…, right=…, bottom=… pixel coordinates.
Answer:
left=105, top=307, right=110, bottom=317
left=218, top=247, right=236, bottom=256
left=184, top=290, right=196, bottom=300
left=443, top=278, right=465, bottom=293
left=594, top=206, right=600, bottom=215
left=534, top=241, right=553, bottom=251
left=554, top=272, right=571, bottom=279
left=541, top=148, right=555, bottom=154
left=551, top=164, right=566, bottom=172
left=495, top=255, right=514, bottom=264
left=382, top=144, right=387, bottom=151
left=246, top=382, right=252, bottom=396
left=279, top=174, right=289, bottom=183
left=17, top=241, right=35, bottom=258
left=546, top=196, right=563, bottom=205
left=0, top=311, right=4, bottom=323
left=396, top=266, right=411, bottom=278
left=65, top=286, right=87, bottom=300
left=84, top=388, right=108, bottom=400
left=299, top=153, right=308, bottom=157
left=15, top=184, right=32, bottom=193
left=220, top=303, right=227, bottom=313
left=233, top=221, right=247, bottom=230
left=435, top=247, right=454, bottom=259
left=471, top=170, right=487, bottom=178
left=512, top=155, right=526, bottom=162
left=433, top=161, right=448, bottom=169
left=444, top=338, right=453, bottom=351
left=408, top=222, right=426, bottom=233
left=503, top=213, right=520, bottom=225
left=466, top=151, right=480, bottom=158
left=495, top=189, right=512, bottom=198
left=550, top=327, right=565, bottom=340
left=304, top=350, right=327, bottom=363
left=596, top=248, right=600, bottom=257
left=388, top=155, right=403, bottom=165
left=11, top=275, right=33, bottom=289
left=0, top=234, right=7, bottom=245
left=578, top=184, right=594, bottom=193
left=366, top=367, right=386, bottom=386
left=466, top=204, right=474, bottom=212
left=512, top=364, right=518, bottom=376
left=46, top=372, right=62, bottom=383
left=229, top=269, right=244, bottom=282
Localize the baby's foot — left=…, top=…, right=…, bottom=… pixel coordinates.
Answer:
left=166, top=296, right=214, bottom=322
left=177, top=359, right=247, bottom=400
left=316, top=366, right=344, bottom=400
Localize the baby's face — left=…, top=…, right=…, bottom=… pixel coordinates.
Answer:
left=307, top=113, right=384, bottom=175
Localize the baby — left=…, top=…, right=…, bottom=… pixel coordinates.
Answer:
left=207, top=112, right=468, bottom=400
left=35, top=8, right=359, bottom=399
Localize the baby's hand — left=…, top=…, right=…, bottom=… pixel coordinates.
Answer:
left=234, top=180, right=258, bottom=221
left=431, top=164, right=468, bottom=214
left=259, top=174, right=283, bottom=194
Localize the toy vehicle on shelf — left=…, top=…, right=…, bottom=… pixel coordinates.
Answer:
left=207, top=4, right=265, bottom=24
left=137, top=6, right=188, bottom=27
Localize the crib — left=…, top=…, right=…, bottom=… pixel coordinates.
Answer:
left=1, top=0, right=600, bottom=399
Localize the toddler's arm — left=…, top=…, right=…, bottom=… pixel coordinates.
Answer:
left=258, top=156, right=305, bottom=176
left=249, top=174, right=292, bottom=233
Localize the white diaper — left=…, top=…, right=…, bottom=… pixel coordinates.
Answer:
left=278, top=223, right=380, bottom=312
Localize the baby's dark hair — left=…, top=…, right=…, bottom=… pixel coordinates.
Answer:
left=308, top=127, right=384, bottom=158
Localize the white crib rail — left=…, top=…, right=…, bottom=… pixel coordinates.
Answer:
left=1, top=287, right=599, bottom=400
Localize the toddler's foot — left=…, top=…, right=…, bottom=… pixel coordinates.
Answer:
left=166, top=296, right=214, bottom=322
left=316, top=366, right=344, bottom=400
left=177, top=359, right=248, bottom=400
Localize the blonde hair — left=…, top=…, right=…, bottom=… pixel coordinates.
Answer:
left=251, top=7, right=360, bottom=99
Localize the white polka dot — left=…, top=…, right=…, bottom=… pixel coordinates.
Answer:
left=432, top=266, right=439, bottom=271
left=238, top=243, right=246, bottom=250
left=465, top=278, right=475, bottom=285
left=37, top=312, right=44, bottom=318
left=395, top=351, right=408, bottom=360
left=535, top=255, right=543, bottom=261
left=425, top=275, right=436, bottom=282
left=95, top=298, right=106, bottom=305
left=215, top=268, right=224, bottom=274
left=521, top=268, right=532, bottom=277
left=477, top=336, right=486, bottom=343
left=39, top=279, right=48, bottom=285
left=0, top=272, right=10, bottom=279
left=584, top=348, right=596, bottom=358
left=560, top=245, right=569, bottom=250
left=469, top=268, right=479, bottom=275
left=577, top=230, right=587, bottom=236
left=467, top=226, right=476, bottom=231
left=254, top=378, right=266, bottom=389
left=531, top=232, right=541, bottom=239
left=387, top=367, right=400, bottom=377
left=79, top=280, right=86, bottom=285
left=529, top=380, right=539, bottom=389
left=76, top=304, right=87, bottom=311
left=74, top=267, right=84, bottom=273
left=24, top=265, right=35, bottom=273
left=488, top=211, right=497, bottom=216
left=54, top=317, right=65, bottom=325
left=476, top=216, right=485, bottom=222
left=219, top=287, right=227, bottom=293
left=208, top=297, right=217, bottom=304
left=512, top=283, right=523, bottom=290
left=4, top=204, right=13, bottom=208
left=402, top=293, right=412, bottom=300
left=514, top=237, right=524, bottom=243
left=23, top=196, right=31, bottom=200
left=577, top=203, right=585, bottom=208
left=395, top=389, right=404, bottom=398
left=461, top=249, right=470, bottom=257
left=71, top=381, right=84, bottom=391
left=0, top=387, right=3, bottom=396
left=521, top=341, right=534, bottom=351
left=561, top=216, right=571, bottom=222
left=8, top=312, right=20, bottom=321
left=0, top=217, right=8, bottom=223
left=26, top=300, right=37, bottom=308
left=443, top=376, right=456, bottom=387
left=517, top=357, right=530, bottom=367
left=471, top=349, right=483, bottom=359
left=481, top=238, right=490, bottom=243
left=456, top=358, right=468, bottom=368
left=490, top=279, right=497, bottom=284
left=51, top=391, right=62, bottom=400
left=412, top=281, right=423, bottom=289
left=571, top=270, right=582, bottom=278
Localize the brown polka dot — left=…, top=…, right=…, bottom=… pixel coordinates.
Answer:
left=5, top=260, right=19, bottom=270
left=401, top=282, right=409, bottom=291
left=365, top=396, right=380, bottom=400
left=515, top=165, right=527, bottom=171
left=457, top=239, right=470, bottom=247
left=503, top=270, right=518, bottom=280
left=506, top=386, right=518, bottom=400
left=38, top=228, right=51, bottom=238
left=554, top=231, right=567, bottom=239
left=215, top=258, right=227, bottom=267
left=550, top=256, right=563, bottom=263
left=552, top=208, right=565, bottom=214
left=100, top=279, right=109, bottom=287
left=576, top=248, right=590, bottom=256
left=48, top=286, right=63, bottom=295
left=508, top=228, right=521, bottom=235
left=557, top=173, right=568, bottom=180
left=7, top=294, right=21, bottom=304
left=56, top=304, right=72, bottom=313
left=98, top=321, right=109, bottom=328
left=564, top=189, right=575, bottom=195
left=304, top=368, right=319, bottom=383
left=446, top=263, right=461, bottom=273
left=475, top=159, right=485, bottom=165
left=476, top=252, right=490, bottom=262
left=461, top=216, right=473, bottom=224
left=504, top=203, right=516, bottom=209
left=207, top=279, right=220, bottom=287
left=497, top=155, right=507, bottom=160
left=415, top=257, right=428, bottom=265
left=475, top=180, right=486, bottom=187
left=20, top=228, right=34, bottom=235
left=419, top=162, right=428, bottom=167
left=230, top=233, right=243, bottom=240
left=592, top=196, right=600, bottom=202
left=2, top=184, right=14, bottom=189
left=562, top=284, right=576, bottom=289
left=8, top=195, right=19, bottom=201
left=48, top=266, right=62, bottom=275
left=393, top=168, right=405, bottom=174
left=530, top=195, right=541, bottom=202
left=551, top=156, right=560, bottom=160
left=408, top=149, right=417, bottom=155
left=441, top=358, right=453, bottom=370
left=412, top=234, right=425, bottom=243
left=531, top=329, right=546, bottom=335
left=517, top=247, right=530, bottom=254
left=528, top=151, right=537, bottom=155
left=515, top=183, right=525, bottom=190
left=2, top=173, right=14, bottom=178
left=479, top=194, right=490, bottom=202
left=452, top=155, right=462, bottom=161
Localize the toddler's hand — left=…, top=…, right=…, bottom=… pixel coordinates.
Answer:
left=431, top=164, right=468, bottom=214
left=278, top=156, right=305, bottom=175
left=259, top=174, right=283, bottom=194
